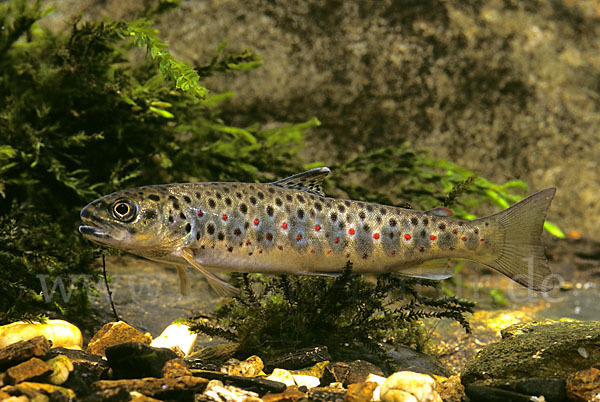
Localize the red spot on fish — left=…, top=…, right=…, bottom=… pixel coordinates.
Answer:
left=245, top=240, right=251, bottom=245
left=265, top=233, right=273, bottom=241
left=327, top=250, right=331, bottom=254
left=362, top=253, right=368, bottom=259
left=281, top=222, right=288, bottom=229
left=296, top=234, right=303, bottom=241
left=222, top=214, right=228, bottom=221
left=461, top=236, right=467, bottom=241
left=315, top=224, right=321, bottom=232
left=418, top=247, right=424, bottom=252
left=259, top=250, right=263, bottom=253
left=453, top=229, right=458, bottom=234
left=373, top=233, right=380, bottom=240
left=253, top=218, right=260, bottom=226
left=277, top=245, right=283, bottom=250
left=430, top=235, right=437, bottom=241
left=391, top=250, right=396, bottom=255
left=310, top=249, right=315, bottom=253
left=474, top=229, right=479, bottom=234
left=404, top=233, right=412, bottom=240
left=334, top=237, right=340, bottom=244
left=198, top=210, right=204, bottom=216
left=480, top=238, right=485, bottom=242
left=349, top=228, right=356, bottom=235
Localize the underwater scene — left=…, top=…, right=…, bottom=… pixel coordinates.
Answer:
left=1, top=0, right=599, bottom=401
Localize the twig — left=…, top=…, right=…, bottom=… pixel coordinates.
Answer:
left=102, top=253, right=121, bottom=322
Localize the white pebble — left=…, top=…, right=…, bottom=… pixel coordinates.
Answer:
left=380, top=371, right=442, bottom=402
left=150, top=323, right=197, bottom=356
left=266, top=368, right=296, bottom=387
left=292, top=374, right=320, bottom=389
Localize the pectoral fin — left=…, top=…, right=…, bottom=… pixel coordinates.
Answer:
left=180, top=248, right=240, bottom=297
left=176, top=265, right=191, bottom=296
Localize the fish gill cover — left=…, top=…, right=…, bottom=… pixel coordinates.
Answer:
left=0, top=0, right=560, bottom=340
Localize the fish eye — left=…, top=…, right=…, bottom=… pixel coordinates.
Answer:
left=112, top=200, right=136, bottom=222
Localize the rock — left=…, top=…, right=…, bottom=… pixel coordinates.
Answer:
left=104, top=341, right=179, bottom=379
left=262, top=385, right=307, bottom=402
left=0, top=320, right=83, bottom=350
left=566, top=367, right=600, bottom=402
left=3, top=357, right=52, bottom=385
left=265, top=346, right=331, bottom=371
left=186, top=343, right=239, bottom=370
left=220, top=355, right=264, bottom=377
left=514, top=378, right=566, bottom=402
left=464, top=385, right=540, bottom=402
left=162, top=358, right=192, bottom=378
left=44, top=355, right=74, bottom=385
left=203, top=379, right=261, bottom=402
left=306, top=386, right=347, bottom=402
left=434, top=376, right=464, bottom=402
left=266, top=368, right=296, bottom=387
left=1, top=381, right=76, bottom=400
left=0, top=336, right=50, bottom=370
left=150, top=323, right=197, bottom=357
left=91, top=376, right=209, bottom=400
left=345, top=381, right=378, bottom=402
left=462, top=320, right=600, bottom=389
left=380, top=371, right=441, bottom=402
left=86, top=321, right=152, bottom=357
left=47, top=347, right=110, bottom=397
left=322, top=360, right=385, bottom=387
left=190, top=369, right=287, bottom=395
left=290, top=361, right=329, bottom=378
left=366, top=373, right=387, bottom=401
left=79, top=387, right=131, bottom=401
left=384, top=346, right=451, bottom=378
left=291, top=374, right=320, bottom=389
left=130, top=391, right=162, bottom=401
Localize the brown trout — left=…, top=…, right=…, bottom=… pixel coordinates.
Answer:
left=79, top=168, right=556, bottom=295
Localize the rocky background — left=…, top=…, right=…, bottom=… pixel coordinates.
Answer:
left=44, top=0, right=600, bottom=238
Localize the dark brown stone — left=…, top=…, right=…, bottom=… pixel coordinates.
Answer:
left=262, top=385, right=306, bottom=402
left=322, top=361, right=384, bottom=387
left=265, top=346, right=331, bottom=371
left=1, top=381, right=76, bottom=400
left=344, top=382, right=377, bottom=402
left=4, top=357, right=52, bottom=385
left=0, top=336, right=50, bottom=370
left=162, top=358, right=192, bottom=378
left=190, top=369, right=286, bottom=396
left=105, top=342, right=178, bottom=379
left=307, top=386, right=347, bottom=402
left=91, top=376, right=209, bottom=400
left=566, top=367, right=600, bottom=402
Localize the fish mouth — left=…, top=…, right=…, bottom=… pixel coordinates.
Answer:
left=78, top=224, right=110, bottom=239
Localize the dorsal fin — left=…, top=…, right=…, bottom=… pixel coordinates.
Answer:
left=271, top=167, right=330, bottom=196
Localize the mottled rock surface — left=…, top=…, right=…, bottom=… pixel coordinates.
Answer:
left=87, top=321, right=152, bottom=357
left=0, top=336, right=50, bottom=371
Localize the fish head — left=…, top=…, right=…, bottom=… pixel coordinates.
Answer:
left=79, top=189, right=183, bottom=256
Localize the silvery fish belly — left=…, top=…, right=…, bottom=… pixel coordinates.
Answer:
left=79, top=167, right=557, bottom=296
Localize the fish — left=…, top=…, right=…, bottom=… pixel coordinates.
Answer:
left=79, top=167, right=557, bottom=296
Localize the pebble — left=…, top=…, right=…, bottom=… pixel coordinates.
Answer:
left=104, top=341, right=179, bottom=379
left=3, top=357, right=52, bottom=385
left=91, top=375, right=209, bottom=400
left=86, top=321, right=152, bottom=357
left=220, top=355, right=264, bottom=377
left=566, top=367, right=600, bottom=402
left=162, top=358, right=193, bottom=378
left=265, top=346, right=331, bottom=371
left=322, top=360, right=385, bottom=387
left=291, top=374, right=320, bottom=389
left=150, top=322, right=197, bottom=356
left=380, top=371, right=441, bottom=402
left=290, top=360, right=329, bottom=378
left=345, top=381, right=379, bottom=402
left=0, top=336, right=50, bottom=370
left=266, top=368, right=296, bottom=387
left=203, top=379, right=261, bottom=402
left=465, top=385, right=543, bottom=402
left=365, top=373, right=387, bottom=401
left=44, top=355, right=74, bottom=385
left=190, top=369, right=287, bottom=395
left=262, top=385, right=307, bottom=402
left=435, top=376, right=465, bottom=402
left=0, top=320, right=82, bottom=350
left=1, top=381, right=76, bottom=400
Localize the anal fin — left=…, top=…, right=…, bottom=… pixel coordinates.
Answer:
left=180, top=248, right=240, bottom=297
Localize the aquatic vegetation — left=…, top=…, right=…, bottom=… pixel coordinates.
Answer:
left=188, top=263, right=476, bottom=363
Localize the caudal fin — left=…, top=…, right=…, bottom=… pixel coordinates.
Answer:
left=473, top=188, right=557, bottom=292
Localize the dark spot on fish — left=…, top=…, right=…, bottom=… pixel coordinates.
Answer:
left=315, top=203, right=322, bottom=211
left=207, top=224, right=215, bottom=235
left=380, top=208, right=387, bottom=215
left=185, top=223, right=191, bottom=233
left=439, top=223, right=446, bottom=230
left=366, top=205, right=373, bottom=212
left=359, top=212, right=366, bottom=220
left=244, top=222, right=250, bottom=229
left=265, top=232, right=273, bottom=241
left=149, top=194, right=160, bottom=202
left=216, top=192, right=222, bottom=199
left=485, top=222, right=489, bottom=226
left=363, top=224, right=370, bottom=231
left=127, top=227, right=136, bottom=234
left=389, top=232, right=394, bottom=239
left=410, top=217, right=418, bottom=226
left=233, top=228, right=242, bottom=236
left=458, top=221, right=464, bottom=226
left=389, top=218, right=397, bottom=226
left=267, top=205, right=274, bottom=216
left=258, top=192, right=264, bottom=200
left=297, top=195, right=305, bottom=203
left=362, top=253, right=368, bottom=259
left=183, top=195, right=191, bottom=203
left=422, top=217, right=429, bottom=226
left=250, top=196, right=257, bottom=205
left=248, top=252, right=253, bottom=256
left=326, top=201, right=332, bottom=208
left=195, top=192, right=201, bottom=199
left=331, top=212, right=338, bottom=222
left=218, top=232, right=225, bottom=241
left=228, top=247, right=233, bottom=252
left=179, top=212, right=186, bottom=220
left=420, top=229, right=426, bottom=237
left=346, top=215, right=352, bottom=223
left=225, top=198, right=232, bottom=206
left=208, top=199, right=216, bottom=208
left=168, top=195, right=177, bottom=201
left=236, top=192, right=242, bottom=199
left=168, top=215, right=174, bottom=223
left=345, top=200, right=351, bottom=207
left=298, top=209, right=305, bottom=219
left=172, top=201, right=180, bottom=210
left=338, top=204, right=345, bottom=213
left=376, top=216, right=382, bottom=223
left=310, top=209, right=315, bottom=218
left=196, top=232, right=201, bottom=241
left=249, top=185, right=255, bottom=190
left=268, top=188, right=275, bottom=194
left=240, top=203, right=248, bottom=214
left=276, top=198, right=282, bottom=206
left=286, top=194, right=293, bottom=202
left=201, top=245, right=205, bottom=249
left=338, top=221, right=345, bottom=229
left=144, top=210, right=157, bottom=220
